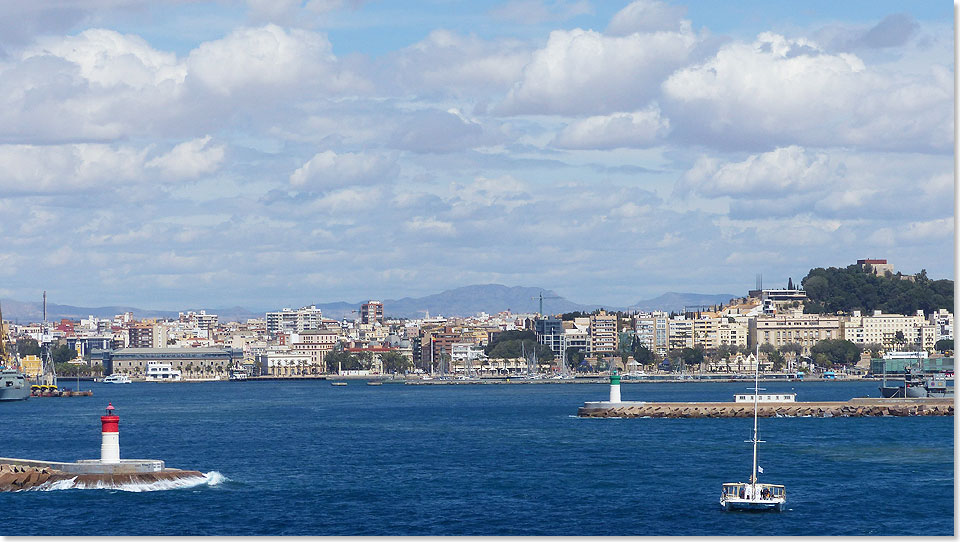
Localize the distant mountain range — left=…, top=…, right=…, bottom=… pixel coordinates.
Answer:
left=0, top=285, right=736, bottom=323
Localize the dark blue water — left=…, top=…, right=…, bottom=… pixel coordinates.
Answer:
left=1, top=380, right=953, bottom=536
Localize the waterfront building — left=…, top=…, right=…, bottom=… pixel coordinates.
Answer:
left=634, top=311, right=669, bottom=356
left=750, top=314, right=842, bottom=352
left=361, top=301, right=384, bottom=325
left=842, top=310, right=936, bottom=351
left=255, top=349, right=316, bottom=377
left=290, top=329, right=339, bottom=367
left=667, top=316, right=693, bottom=351
left=265, top=306, right=324, bottom=334
left=103, top=347, right=240, bottom=379
left=65, top=336, right=113, bottom=358
left=589, top=311, right=618, bottom=356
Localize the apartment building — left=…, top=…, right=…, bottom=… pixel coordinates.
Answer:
left=290, top=329, right=339, bottom=366
left=750, top=314, right=842, bottom=351
left=635, top=311, right=669, bottom=356
left=360, top=301, right=384, bottom=325
left=266, top=305, right=324, bottom=334
left=842, top=310, right=936, bottom=351
left=589, top=311, right=618, bottom=355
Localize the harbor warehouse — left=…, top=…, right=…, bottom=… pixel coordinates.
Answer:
left=102, top=347, right=240, bottom=377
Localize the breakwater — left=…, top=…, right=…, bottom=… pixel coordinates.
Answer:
left=0, top=461, right=205, bottom=491
left=577, top=397, right=954, bottom=418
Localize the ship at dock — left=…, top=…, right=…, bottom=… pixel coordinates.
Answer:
left=0, top=300, right=29, bottom=402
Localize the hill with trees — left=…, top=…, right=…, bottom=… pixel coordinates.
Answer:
left=801, top=265, right=952, bottom=316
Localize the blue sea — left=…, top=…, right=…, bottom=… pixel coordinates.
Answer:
left=1, top=379, right=953, bottom=536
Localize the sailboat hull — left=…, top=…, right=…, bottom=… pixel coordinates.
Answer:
left=721, top=499, right=784, bottom=512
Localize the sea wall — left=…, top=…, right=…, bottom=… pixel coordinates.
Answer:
left=577, top=398, right=954, bottom=418
left=0, top=463, right=205, bottom=491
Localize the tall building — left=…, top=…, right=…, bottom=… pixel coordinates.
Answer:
left=361, top=301, right=384, bottom=325
left=589, top=311, right=618, bottom=356
left=266, top=306, right=324, bottom=334
left=535, top=317, right=564, bottom=359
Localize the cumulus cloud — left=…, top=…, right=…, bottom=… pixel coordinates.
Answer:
left=497, top=25, right=698, bottom=115
left=389, top=30, right=531, bottom=96
left=186, top=24, right=365, bottom=96
left=606, top=0, right=688, bottom=35
left=0, top=25, right=368, bottom=144
left=0, top=138, right=226, bottom=195
left=552, top=106, right=670, bottom=149
left=677, top=146, right=836, bottom=198
left=661, top=32, right=952, bottom=152
left=146, top=136, right=225, bottom=180
left=289, top=150, right=398, bottom=189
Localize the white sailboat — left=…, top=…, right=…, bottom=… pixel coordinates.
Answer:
left=720, top=344, right=786, bottom=511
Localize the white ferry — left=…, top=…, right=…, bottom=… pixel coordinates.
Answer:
left=102, top=374, right=132, bottom=384
left=145, top=362, right=182, bottom=382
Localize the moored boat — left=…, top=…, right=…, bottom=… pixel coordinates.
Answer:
left=102, top=374, right=132, bottom=384
left=0, top=369, right=29, bottom=401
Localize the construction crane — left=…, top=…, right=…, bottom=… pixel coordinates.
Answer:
left=0, top=299, right=7, bottom=367
left=531, top=291, right=562, bottom=317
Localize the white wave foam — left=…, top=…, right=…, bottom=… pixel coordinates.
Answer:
left=26, top=471, right=228, bottom=492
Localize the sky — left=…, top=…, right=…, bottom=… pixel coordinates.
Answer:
left=0, top=0, right=953, bottom=311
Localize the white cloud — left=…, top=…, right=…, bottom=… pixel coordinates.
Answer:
left=390, top=30, right=531, bottom=96
left=289, top=150, right=398, bottom=189
left=498, top=25, right=698, bottom=115
left=662, top=32, right=952, bottom=152
left=146, top=136, right=225, bottom=180
left=678, top=146, right=835, bottom=198
left=552, top=106, right=670, bottom=149
left=186, top=24, right=365, bottom=96
left=404, top=216, right=456, bottom=236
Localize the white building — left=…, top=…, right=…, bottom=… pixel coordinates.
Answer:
left=266, top=306, right=325, bottom=334
left=842, top=310, right=936, bottom=351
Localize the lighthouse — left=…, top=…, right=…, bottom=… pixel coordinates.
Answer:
left=100, top=403, right=120, bottom=464
left=609, top=370, right=621, bottom=403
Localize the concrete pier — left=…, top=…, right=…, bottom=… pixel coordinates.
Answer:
left=578, top=398, right=954, bottom=418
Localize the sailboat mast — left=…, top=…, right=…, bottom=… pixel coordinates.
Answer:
left=751, top=342, right=760, bottom=485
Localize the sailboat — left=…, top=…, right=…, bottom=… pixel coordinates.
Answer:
left=720, top=344, right=786, bottom=511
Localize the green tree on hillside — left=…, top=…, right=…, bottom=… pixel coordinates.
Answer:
left=802, top=265, right=952, bottom=316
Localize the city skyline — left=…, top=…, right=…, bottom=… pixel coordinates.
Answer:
left=0, top=1, right=952, bottom=311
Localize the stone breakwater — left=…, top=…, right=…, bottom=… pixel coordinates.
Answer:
left=577, top=398, right=954, bottom=418
left=0, top=462, right=205, bottom=491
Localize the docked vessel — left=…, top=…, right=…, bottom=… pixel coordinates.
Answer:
left=0, top=300, right=29, bottom=401
left=720, top=344, right=786, bottom=512
left=102, top=374, right=132, bottom=384
left=145, top=362, right=182, bottom=382
left=331, top=381, right=347, bottom=386
left=0, top=369, right=29, bottom=401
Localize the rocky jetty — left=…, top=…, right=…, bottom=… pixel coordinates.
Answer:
left=578, top=398, right=954, bottom=418
left=0, top=463, right=205, bottom=491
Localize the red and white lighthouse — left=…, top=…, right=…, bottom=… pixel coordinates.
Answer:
left=100, top=403, right=120, bottom=464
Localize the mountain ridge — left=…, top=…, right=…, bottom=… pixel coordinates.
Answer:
left=1, top=286, right=737, bottom=322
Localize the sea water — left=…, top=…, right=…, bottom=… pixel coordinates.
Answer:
left=0, top=380, right=953, bottom=536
